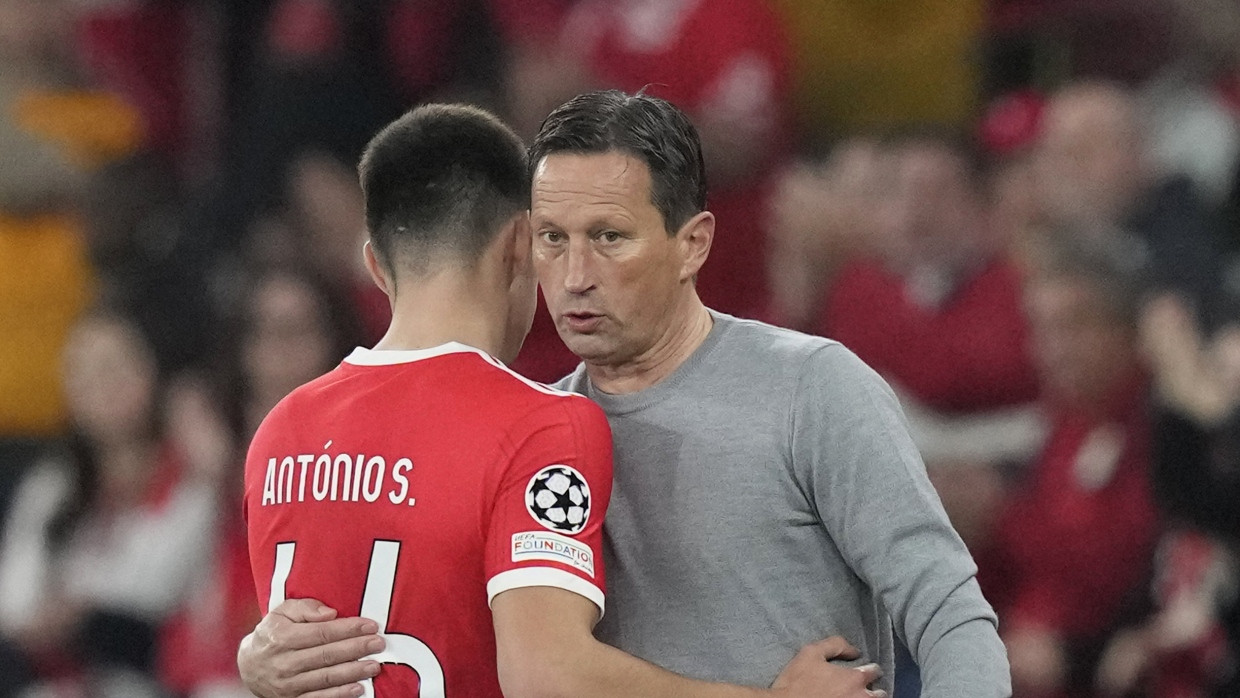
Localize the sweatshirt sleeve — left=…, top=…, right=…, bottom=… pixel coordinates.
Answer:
left=791, top=343, right=1011, bottom=697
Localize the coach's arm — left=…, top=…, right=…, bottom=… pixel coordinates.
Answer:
left=238, top=598, right=383, bottom=698
left=491, top=586, right=882, bottom=698
left=793, top=345, right=1012, bottom=697
left=235, top=594, right=886, bottom=698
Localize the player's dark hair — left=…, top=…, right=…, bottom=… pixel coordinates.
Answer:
left=358, top=104, right=529, bottom=274
left=530, top=89, right=707, bottom=235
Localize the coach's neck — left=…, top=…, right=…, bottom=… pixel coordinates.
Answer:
left=586, top=291, right=712, bottom=395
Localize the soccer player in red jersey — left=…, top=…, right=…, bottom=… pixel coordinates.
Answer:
left=243, top=104, right=874, bottom=698
left=244, top=103, right=613, bottom=697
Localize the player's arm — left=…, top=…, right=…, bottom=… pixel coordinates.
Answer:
left=492, top=586, right=884, bottom=698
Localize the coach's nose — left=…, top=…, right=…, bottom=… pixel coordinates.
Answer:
left=562, top=241, right=596, bottom=295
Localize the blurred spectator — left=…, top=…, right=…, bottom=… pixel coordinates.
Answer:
left=158, top=264, right=361, bottom=698
left=810, top=130, right=1045, bottom=698
left=491, top=0, right=584, bottom=139
left=1094, top=529, right=1231, bottom=698
left=81, top=153, right=218, bottom=374
left=281, top=149, right=388, bottom=343
left=549, top=0, right=794, bottom=318
left=225, top=148, right=388, bottom=346
left=155, top=371, right=250, bottom=698
left=217, top=0, right=400, bottom=251
left=0, top=0, right=144, bottom=531
left=1147, top=0, right=1240, bottom=248
left=214, top=264, right=365, bottom=440
left=773, top=0, right=985, bottom=140
left=1135, top=292, right=1240, bottom=697
left=765, top=138, right=887, bottom=332
left=820, top=130, right=1040, bottom=414
left=978, top=89, right=1049, bottom=275
left=68, top=0, right=200, bottom=168
left=985, top=232, right=1160, bottom=698
left=1033, top=81, right=1227, bottom=326
left=0, top=311, right=223, bottom=697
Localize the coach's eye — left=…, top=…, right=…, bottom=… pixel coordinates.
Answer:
left=540, top=230, right=565, bottom=244
left=599, top=231, right=622, bottom=243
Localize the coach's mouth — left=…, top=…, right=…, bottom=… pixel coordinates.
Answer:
left=562, top=312, right=604, bottom=333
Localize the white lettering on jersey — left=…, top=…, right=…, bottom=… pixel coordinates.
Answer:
left=257, top=449, right=417, bottom=507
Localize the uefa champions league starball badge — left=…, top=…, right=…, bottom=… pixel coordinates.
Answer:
left=525, top=465, right=591, bottom=535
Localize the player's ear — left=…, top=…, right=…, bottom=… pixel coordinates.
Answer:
left=363, top=241, right=393, bottom=297
left=504, top=211, right=533, bottom=274
left=675, top=211, right=714, bottom=282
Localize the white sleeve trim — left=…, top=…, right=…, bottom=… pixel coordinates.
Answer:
left=487, top=567, right=605, bottom=619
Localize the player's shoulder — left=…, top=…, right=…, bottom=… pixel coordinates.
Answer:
left=462, top=350, right=605, bottom=423
left=468, top=350, right=584, bottom=403
left=465, top=358, right=610, bottom=461
left=274, top=360, right=352, bottom=409
left=248, top=365, right=347, bottom=441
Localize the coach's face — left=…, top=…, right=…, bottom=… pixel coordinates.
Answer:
left=531, top=151, right=704, bottom=367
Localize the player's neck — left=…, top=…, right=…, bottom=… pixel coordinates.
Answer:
left=373, top=277, right=507, bottom=360
left=586, top=293, right=712, bottom=395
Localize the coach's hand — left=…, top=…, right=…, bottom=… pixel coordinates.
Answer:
left=771, top=636, right=887, bottom=698
left=238, top=598, right=385, bottom=698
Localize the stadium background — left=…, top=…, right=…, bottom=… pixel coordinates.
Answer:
left=1, top=0, right=1239, bottom=696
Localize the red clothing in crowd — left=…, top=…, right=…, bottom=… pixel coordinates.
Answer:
left=159, top=517, right=261, bottom=694
left=986, top=373, right=1159, bottom=642
left=819, top=256, right=1039, bottom=413
left=510, top=292, right=580, bottom=384
left=488, top=0, right=577, bottom=44
left=1144, top=531, right=1231, bottom=698
left=74, top=2, right=192, bottom=160
left=382, top=2, right=472, bottom=99
left=568, top=0, right=794, bottom=318
left=350, top=280, right=392, bottom=347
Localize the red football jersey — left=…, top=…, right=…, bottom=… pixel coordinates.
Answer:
left=245, top=343, right=613, bottom=697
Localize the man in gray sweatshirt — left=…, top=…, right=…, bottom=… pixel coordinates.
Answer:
left=237, top=90, right=1010, bottom=697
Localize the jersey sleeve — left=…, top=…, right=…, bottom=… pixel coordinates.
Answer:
left=483, top=396, right=613, bottom=618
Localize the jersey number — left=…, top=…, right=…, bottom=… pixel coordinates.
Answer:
left=270, top=540, right=446, bottom=697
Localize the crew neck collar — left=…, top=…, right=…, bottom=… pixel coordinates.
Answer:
left=343, top=342, right=492, bottom=366
left=580, top=309, right=732, bottom=415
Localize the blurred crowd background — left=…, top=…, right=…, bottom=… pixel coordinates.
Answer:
left=2, top=0, right=1240, bottom=697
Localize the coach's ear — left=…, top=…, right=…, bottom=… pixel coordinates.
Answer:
left=363, top=241, right=393, bottom=298
left=676, top=210, right=714, bottom=282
